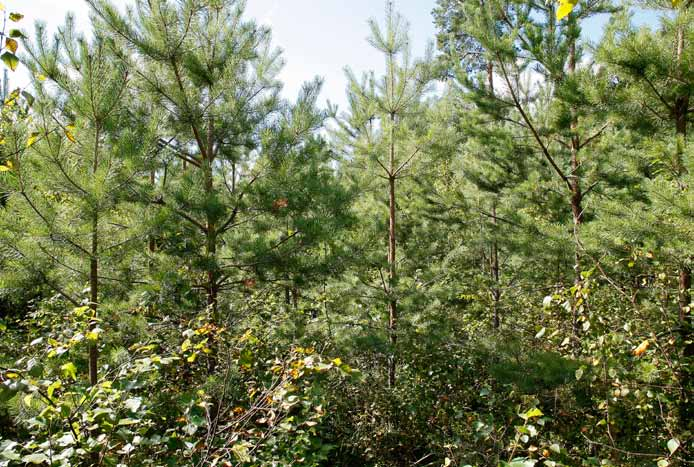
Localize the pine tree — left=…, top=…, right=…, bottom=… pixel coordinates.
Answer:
left=434, top=0, right=615, bottom=347
left=333, top=2, right=435, bottom=386
left=0, top=16, right=152, bottom=385
left=87, top=0, right=284, bottom=324
left=597, top=0, right=693, bottom=427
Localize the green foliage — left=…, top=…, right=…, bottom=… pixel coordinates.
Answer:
left=0, top=1, right=692, bottom=466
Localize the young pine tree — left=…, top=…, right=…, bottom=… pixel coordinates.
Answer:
left=0, top=16, right=152, bottom=385
left=333, top=3, right=435, bottom=387
left=597, top=0, right=693, bottom=427
left=434, top=0, right=615, bottom=347
left=87, top=0, right=283, bottom=324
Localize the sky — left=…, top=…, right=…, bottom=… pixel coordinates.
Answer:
left=5, top=0, right=659, bottom=111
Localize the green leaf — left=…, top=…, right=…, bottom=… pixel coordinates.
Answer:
left=21, top=91, right=34, bottom=107
left=8, top=29, right=24, bottom=38
left=239, top=349, right=253, bottom=368
left=27, top=359, right=43, bottom=377
left=667, top=438, right=680, bottom=455
left=8, top=12, right=23, bottom=22
left=575, top=367, right=584, bottom=380
left=0, top=52, right=18, bottom=71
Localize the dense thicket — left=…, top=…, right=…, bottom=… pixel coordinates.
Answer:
left=0, top=1, right=691, bottom=466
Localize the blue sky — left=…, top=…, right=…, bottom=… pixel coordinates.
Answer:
left=6, top=0, right=659, bottom=110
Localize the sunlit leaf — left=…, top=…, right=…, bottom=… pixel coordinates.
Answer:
left=61, top=362, right=77, bottom=381
left=667, top=438, right=680, bottom=455
left=556, top=0, right=577, bottom=20
left=523, top=408, right=544, bottom=419
left=47, top=380, right=61, bottom=399
left=22, top=454, right=48, bottom=465
left=26, top=132, right=39, bottom=147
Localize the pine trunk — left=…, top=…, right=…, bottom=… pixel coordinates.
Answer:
left=487, top=63, right=500, bottom=329
left=89, top=222, right=99, bottom=387
left=674, top=22, right=692, bottom=428
left=568, top=37, right=584, bottom=350
left=89, top=126, right=101, bottom=387
left=387, top=111, right=398, bottom=389
left=491, top=203, right=500, bottom=329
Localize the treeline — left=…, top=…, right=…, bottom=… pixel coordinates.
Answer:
left=0, top=0, right=691, bottom=466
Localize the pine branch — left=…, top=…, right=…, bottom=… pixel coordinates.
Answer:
left=152, top=197, right=207, bottom=233
left=497, top=54, right=572, bottom=192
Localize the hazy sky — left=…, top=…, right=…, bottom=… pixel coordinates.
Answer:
left=6, top=0, right=657, bottom=110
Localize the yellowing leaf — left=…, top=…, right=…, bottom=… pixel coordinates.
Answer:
left=557, top=0, right=578, bottom=20
left=5, top=37, right=17, bottom=54
left=37, top=74, right=47, bottom=82
left=47, top=380, right=62, bottom=399
left=672, top=0, right=682, bottom=6
left=1, top=51, right=18, bottom=71
left=65, top=130, right=77, bottom=143
left=524, top=407, right=544, bottom=419
left=61, top=362, right=78, bottom=381
left=633, top=339, right=650, bottom=357
left=8, top=12, right=23, bottom=22
left=26, top=132, right=39, bottom=147
left=73, top=305, right=90, bottom=315
left=0, top=163, right=11, bottom=172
